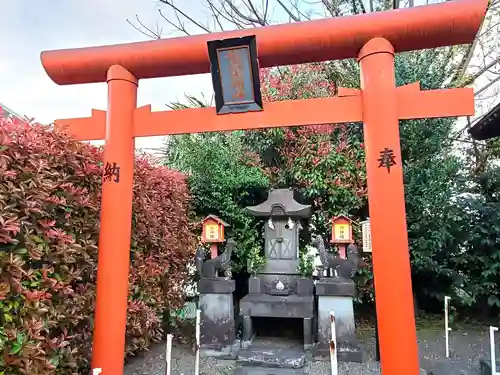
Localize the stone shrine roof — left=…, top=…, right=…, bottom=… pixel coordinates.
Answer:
left=246, top=188, right=311, bottom=218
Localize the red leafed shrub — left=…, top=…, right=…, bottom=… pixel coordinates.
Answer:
left=0, top=115, right=195, bottom=374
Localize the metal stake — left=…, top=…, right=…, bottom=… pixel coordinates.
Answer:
left=444, top=296, right=451, bottom=358
left=195, top=309, right=201, bottom=375
left=164, top=334, right=173, bottom=375
left=490, top=326, right=499, bottom=375
left=330, top=311, right=338, bottom=375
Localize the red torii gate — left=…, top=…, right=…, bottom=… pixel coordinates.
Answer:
left=40, top=1, right=487, bottom=374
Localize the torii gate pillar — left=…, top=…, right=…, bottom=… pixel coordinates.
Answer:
left=359, top=38, right=419, bottom=372
left=92, top=66, right=138, bottom=372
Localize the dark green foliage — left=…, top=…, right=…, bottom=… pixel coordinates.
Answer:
left=164, top=131, right=270, bottom=272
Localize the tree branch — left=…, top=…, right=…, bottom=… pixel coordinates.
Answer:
left=276, top=0, right=301, bottom=21
left=126, top=15, right=163, bottom=39
left=224, top=0, right=267, bottom=25
left=475, top=75, right=500, bottom=97
left=206, top=0, right=226, bottom=31
left=158, top=0, right=212, bottom=34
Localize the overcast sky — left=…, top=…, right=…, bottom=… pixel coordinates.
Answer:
left=0, top=0, right=215, bottom=150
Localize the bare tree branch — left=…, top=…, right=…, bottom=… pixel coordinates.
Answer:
left=463, top=57, right=500, bottom=86
left=276, top=0, right=301, bottom=21
left=475, top=75, right=500, bottom=97
left=127, top=15, right=163, bottom=39
left=225, top=0, right=267, bottom=25
left=263, top=0, right=270, bottom=21
left=288, top=0, right=314, bottom=20
left=158, top=0, right=212, bottom=34
left=207, top=0, right=226, bottom=31
left=322, top=0, right=340, bottom=17
left=243, top=0, right=266, bottom=24
left=357, top=0, right=366, bottom=14
left=158, top=9, right=190, bottom=35
left=216, top=4, right=247, bottom=29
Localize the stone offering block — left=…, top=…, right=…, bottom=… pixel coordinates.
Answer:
left=315, top=279, right=362, bottom=362
left=198, top=278, right=235, bottom=294
left=198, top=278, right=238, bottom=357
left=296, top=278, right=314, bottom=296
left=248, top=277, right=262, bottom=295
left=240, top=295, right=314, bottom=318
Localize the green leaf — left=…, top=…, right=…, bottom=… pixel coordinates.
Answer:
left=14, top=248, right=27, bottom=255
left=488, top=295, right=500, bottom=308
left=9, top=342, right=22, bottom=355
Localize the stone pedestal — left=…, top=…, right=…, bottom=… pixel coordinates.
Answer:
left=198, top=278, right=240, bottom=359
left=314, top=277, right=362, bottom=362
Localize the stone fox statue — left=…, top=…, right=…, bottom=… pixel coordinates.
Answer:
left=196, top=238, right=235, bottom=279
left=312, top=235, right=362, bottom=279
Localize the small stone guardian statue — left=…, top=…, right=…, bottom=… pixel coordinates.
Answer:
left=196, top=238, right=235, bottom=279
left=312, top=234, right=361, bottom=279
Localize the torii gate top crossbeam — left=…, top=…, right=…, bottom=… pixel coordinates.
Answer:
left=41, top=0, right=487, bottom=86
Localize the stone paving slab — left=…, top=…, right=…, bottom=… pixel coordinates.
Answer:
left=428, top=360, right=481, bottom=375
left=233, top=366, right=306, bottom=375
left=237, top=347, right=306, bottom=369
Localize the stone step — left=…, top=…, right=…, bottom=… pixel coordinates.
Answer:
left=233, top=367, right=306, bottom=375
left=237, top=347, right=306, bottom=369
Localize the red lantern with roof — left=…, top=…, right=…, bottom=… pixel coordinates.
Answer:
left=330, top=215, right=353, bottom=259
left=201, top=214, right=230, bottom=258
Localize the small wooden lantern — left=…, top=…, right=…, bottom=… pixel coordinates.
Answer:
left=201, top=214, right=229, bottom=244
left=201, top=215, right=230, bottom=259
left=330, top=215, right=353, bottom=244
left=330, top=215, right=353, bottom=259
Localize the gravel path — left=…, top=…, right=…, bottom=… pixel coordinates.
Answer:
left=124, top=326, right=497, bottom=375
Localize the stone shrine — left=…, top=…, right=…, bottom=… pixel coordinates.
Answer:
left=239, top=188, right=315, bottom=350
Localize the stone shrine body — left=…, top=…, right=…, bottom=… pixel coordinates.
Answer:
left=240, top=188, right=315, bottom=349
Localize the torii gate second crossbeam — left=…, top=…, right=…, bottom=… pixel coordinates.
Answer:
left=40, top=1, right=487, bottom=375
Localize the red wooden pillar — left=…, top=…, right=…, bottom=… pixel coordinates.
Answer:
left=210, top=244, right=218, bottom=259
left=91, top=65, right=138, bottom=375
left=359, top=38, right=419, bottom=375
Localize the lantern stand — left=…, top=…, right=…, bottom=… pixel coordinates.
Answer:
left=201, top=215, right=230, bottom=258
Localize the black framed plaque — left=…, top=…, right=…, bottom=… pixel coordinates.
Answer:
left=207, top=35, right=263, bottom=115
